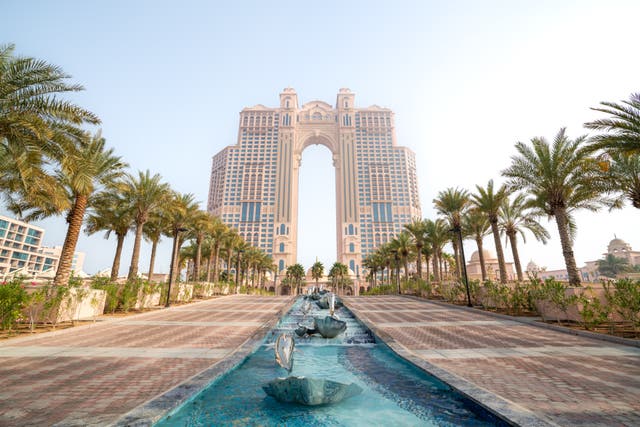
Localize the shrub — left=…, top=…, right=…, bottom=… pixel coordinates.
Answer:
left=91, top=277, right=120, bottom=313
left=575, top=289, right=610, bottom=331
left=0, top=277, right=28, bottom=330
left=608, top=278, right=640, bottom=332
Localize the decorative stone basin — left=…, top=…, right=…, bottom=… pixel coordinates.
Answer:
left=263, top=376, right=362, bottom=406
left=314, top=316, right=347, bottom=338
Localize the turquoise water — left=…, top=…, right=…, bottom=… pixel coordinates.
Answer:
left=157, top=298, right=509, bottom=426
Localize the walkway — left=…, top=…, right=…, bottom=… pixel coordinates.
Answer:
left=344, top=296, right=640, bottom=427
left=0, top=295, right=291, bottom=427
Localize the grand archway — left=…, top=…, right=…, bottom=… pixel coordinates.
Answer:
left=207, top=88, right=422, bottom=286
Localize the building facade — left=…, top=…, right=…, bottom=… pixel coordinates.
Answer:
left=208, top=88, right=421, bottom=276
left=0, top=215, right=86, bottom=279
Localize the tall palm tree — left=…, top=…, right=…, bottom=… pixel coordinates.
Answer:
left=471, top=180, right=510, bottom=284
left=498, top=193, right=550, bottom=282
left=434, top=188, right=470, bottom=277
left=0, top=44, right=100, bottom=206
left=143, top=211, right=169, bottom=283
left=311, top=260, right=324, bottom=289
left=123, top=170, right=170, bottom=280
left=404, top=218, right=427, bottom=279
left=462, top=209, right=490, bottom=281
left=502, top=128, right=612, bottom=286
left=328, top=262, right=349, bottom=295
left=85, top=189, right=133, bottom=281
left=389, top=231, right=413, bottom=281
left=286, top=263, right=306, bottom=295
left=424, top=218, right=449, bottom=282
left=585, top=93, right=640, bottom=156
left=165, top=192, right=200, bottom=284
left=205, top=217, right=227, bottom=283
left=186, top=210, right=212, bottom=282
left=30, top=131, right=125, bottom=286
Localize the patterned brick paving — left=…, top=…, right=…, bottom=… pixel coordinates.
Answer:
left=0, top=295, right=290, bottom=427
left=344, top=296, right=640, bottom=427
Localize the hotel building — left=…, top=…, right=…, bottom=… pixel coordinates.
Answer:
left=207, top=88, right=421, bottom=277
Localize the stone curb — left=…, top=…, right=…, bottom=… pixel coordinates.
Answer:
left=111, top=297, right=296, bottom=427
left=344, top=297, right=560, bottom=427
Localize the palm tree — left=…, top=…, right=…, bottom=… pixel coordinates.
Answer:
left=462, top=209, right=490, bottom=281
left=389, top=231, right=413, bottom=282
left=604, top=153, right=640, bottom=210
left=85, top=189, right=133, bottom=281
left=123, top=170, right=170, bottom=280
left=311, top=260, right=324, bottom=290
left=404, top=218, right=427, bottom=279
left=328, top=262, right=349, bottom=295
left=143, top=208, right=171, bottom=283
left=41, top=132, right=125, bottom=286
left=597, top=254, right=632, bottom=278
left=424, top=218, right=449, bottom=282
left=0, top=44, right=100, bottom=206
left=498, top=193, right=550, bottom=282
left=286, top=263, right=306, bottom=295
left=434, top=188, right=470, bottom=277
left=186, top=210, right=212, bottom=282
left=502, top=128, right=612, bottom=286
left=471, top=180, right=510, bottom=284
left=165, top=192, right=200, bottom=285
left=205, top=217, right=227, bottom=283
left=584, top=93, right=640, bottom=156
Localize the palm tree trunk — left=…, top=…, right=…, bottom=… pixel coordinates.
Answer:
left=54, top=195, right=88, bottom=287
left=194, top=238, right=202, bottom=282
left=490, top=219, right=508, bottom=283
left=128, top=221, right=144, bottom=280
left=206, top=250, right=213, bottom=282
left=110, top=233, right=125, bottom=282
left=212, top=244, right=220, bottom=283
left=554, top=207, right=581, bottom=286
left=148, top=239, right=158, bottom=282
left=432, top=253, right=440, bottom=282
left=508, top=231, right=523, bottom=282
left=475, top=237, right=487, bottom=281
left=425, top=255, right=431, bottom=283
left=415, top=243, right=423, bottom=278
left=451, top=238, right=460, bottom=278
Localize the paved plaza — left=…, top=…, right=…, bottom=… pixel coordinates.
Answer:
left=0, top=295, right=292, bottom=426
left=344, top=296, right=640, bottom=427
left=1, top=294, right=639, bottom=426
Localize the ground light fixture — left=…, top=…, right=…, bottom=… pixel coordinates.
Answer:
left=166, top=227, right=188, bottom=307
left=450, top=225, right=472, bottom=307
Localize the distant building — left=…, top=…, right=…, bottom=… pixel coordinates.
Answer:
left=0, top=215, right=86, bottom=279
left=39, top=246, right=87, bottom=277
left=207, top=88, right=421, bottom=278
left=466, top=249, right=516, bottom=281
left=526, top=236, right=640, bottom=282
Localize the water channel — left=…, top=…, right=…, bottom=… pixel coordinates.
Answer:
left=156, top=297, right=509, bottom=426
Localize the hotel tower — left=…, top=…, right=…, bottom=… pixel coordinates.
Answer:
left=207, top=88, right=421, bottom=278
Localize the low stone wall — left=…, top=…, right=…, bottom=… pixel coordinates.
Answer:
left=57, top=287, right=107, bottom=322
left=135, top=290, right=161, bottom=309
left=170, top=283, right=193, bottom=302
left=535, top=285, right=623, bottom=322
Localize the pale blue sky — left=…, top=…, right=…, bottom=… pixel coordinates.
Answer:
left=2, top=0, right=639, bottom=274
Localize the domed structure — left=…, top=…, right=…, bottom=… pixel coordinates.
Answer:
left=526, top=260, right=540, bottom=272
left=469, top=249, right=497, bottom=262
left=607, top=237, right=632, bottom=255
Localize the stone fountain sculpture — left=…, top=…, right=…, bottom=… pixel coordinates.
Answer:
left=296, top=293, right=347, bottom=339
left=263, top=333, right=362, bottom=405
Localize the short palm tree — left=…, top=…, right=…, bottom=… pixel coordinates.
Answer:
left=597, top=254, right=632, bottom=278
left=311, top=260, right=324, bottom=289
left=165, top=192, right=200, bottom=284
left=498, top=193, right=550, bottom=282
left=424, top=218, right=449, bottom=282
left=389, top=231, right=413, bottom=282
left=186, top=210, right=212, bottom=282
left=584, top=93, right=640, bottom=156
left=204, top=217, right=228, bottom=283
left=404, top=218, right=427, bottom=279
left=143, top=211, right=169, bottom=282
left=85, top=188, right=133, bottom=281
left=502, top=128, right=612, bottom=286
left=123, top=170, right=170, bottom=280
left=462, top=209, right=490, bottom=281
left=471, top=180, right=510, bottom=284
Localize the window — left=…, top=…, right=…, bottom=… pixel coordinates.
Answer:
left=279, top=260, right=285, bottom=271
left=279, top=243, right=285, bottom=252
left=349, top=243, right=355, bottom=252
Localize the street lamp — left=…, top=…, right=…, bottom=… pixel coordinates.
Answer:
left=235, top=249, right=244, bottom=294
left=451, top=225, right=472, bottom=307
left=166, top=227, right=188, bottom=308
left=394, top=253, right=401, bottom=294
